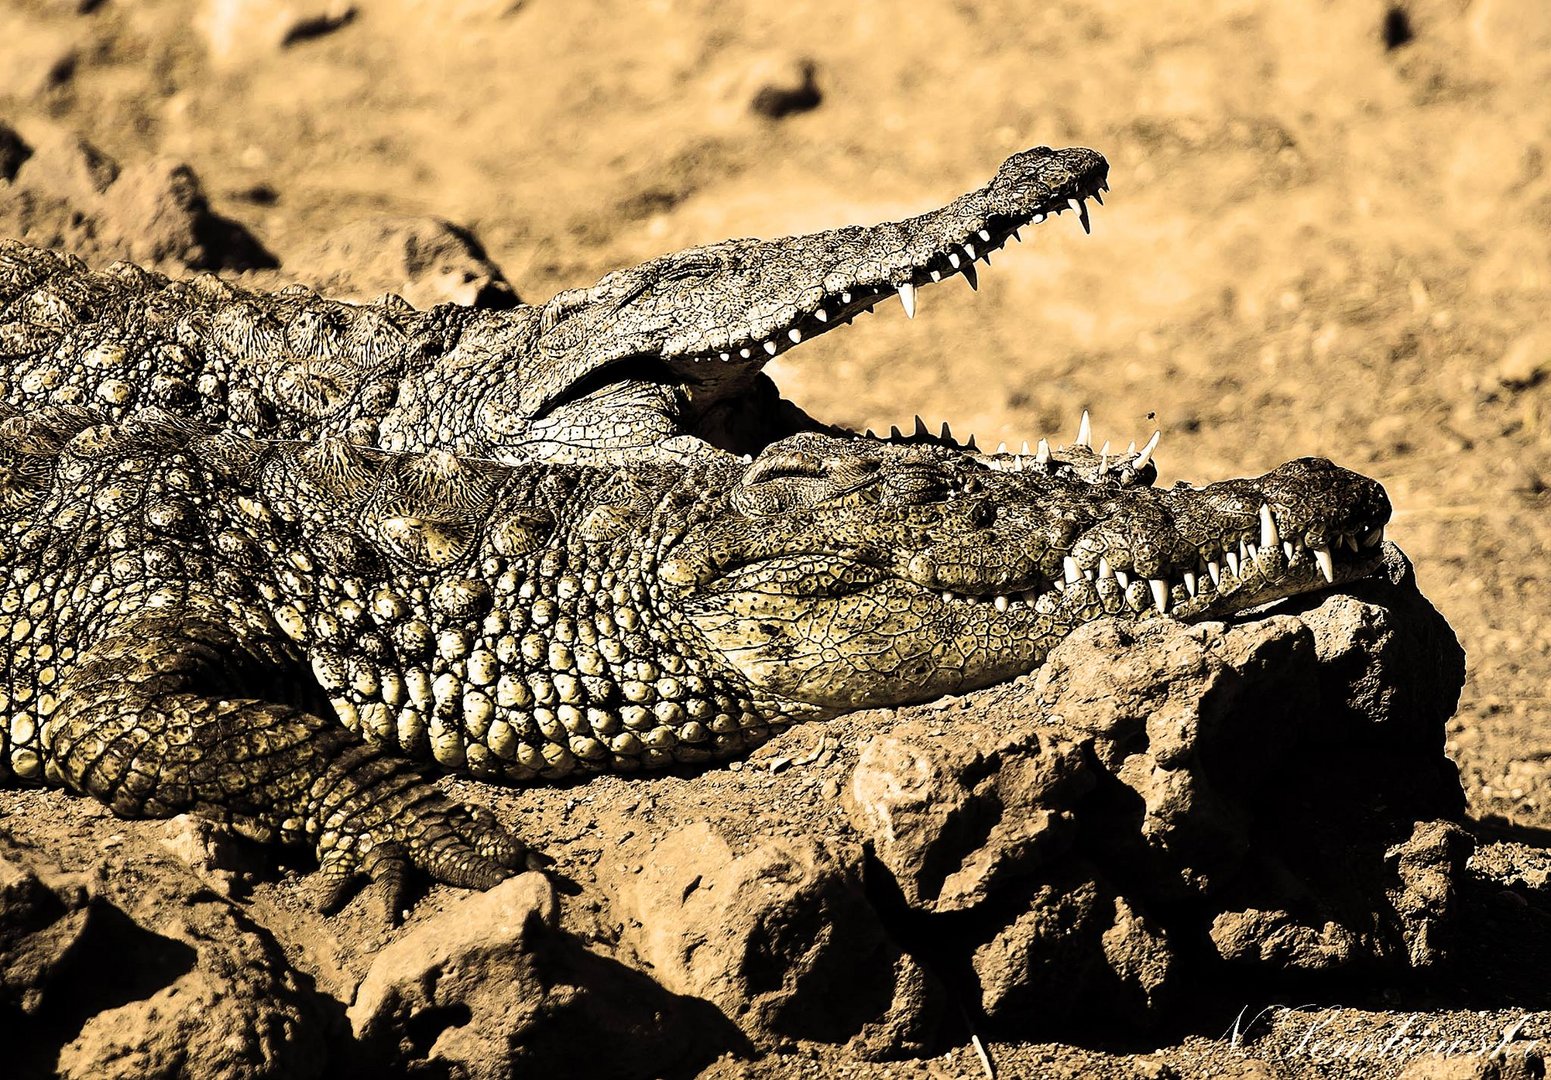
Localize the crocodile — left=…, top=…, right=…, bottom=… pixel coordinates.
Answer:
left=0, top=146, right=1108, bottom=465
left=0, top=405, right=1391, bottom=914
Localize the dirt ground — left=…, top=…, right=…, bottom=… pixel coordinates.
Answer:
left=2, top=1, right=1549, bottom=1077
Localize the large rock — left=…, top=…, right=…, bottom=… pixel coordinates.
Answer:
left=290, top=215, right=518, bottom=309
left=0, top=831, right=333, bottom=1080
left=610, top=821, right=942, bottom=1059
left=349, top=872, right=735, bottom=1079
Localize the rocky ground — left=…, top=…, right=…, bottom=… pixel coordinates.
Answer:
left=1, top=1, right=1549, bottom=1077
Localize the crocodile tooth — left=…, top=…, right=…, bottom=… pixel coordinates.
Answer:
left=890, top=425, right=904, bottom=439
left=1150, top=578, right=1169, bottom=613
left=1071, top=198, right=1091, bottom=233
left=996, top=441, right=1008, bottom=454
left=865, top=428, right=876, bottom=438
left=1032, top=212, right=1046, bottom=224
left=1012, top=228, right=1023, bottom=242
left=1206, top=559, right=1222, bottom=586
left=1114, top=568, right=1130, bottom=589
left=930, top=269, right=942, bottom=282
left=961, top=261, right=978, bottom=290
left=948, top=252, right=961, bottom=269
left=942, top=590, right=954, bottom=602
left=1283, top=541, right=1294, bottom=562
left=815, top=308, right=828, bottom=323
left=1183, top=571, right=1198, bottom=597
left=994, top=595, right=1009, bottom=612
left=788, top=328, right=802, bottom=344
left=1365, top=526, right=1384, bottom=546
left=965, top=434, right=978, bottom=451
left=1259, top=504, right=1280, bottom=549
left=719, top=352, right=730, bottom=361
left=898, top=283, right=917, bottom=319
left=841, top=291, right=853, bottom=303
left=964, top=241, right=977, bottom=259
left=1012, top=455, right=1024, bottom=472
left=1075, top=410, right=1092, bottom=448
left=1020, top=590, right=1039, bottom=604
left=1133, top=430, right=1161, bottom=469
left=914, top=415, right=930, bottom=437
left=1035, top=438, right=1050, bottom=464
left=1092, top=190, right=1104, bottom=205
left=740, top=347, right=752, bottom=359
left=980, top=250, right=992, bottom=266
left=1127, top=440, right=1137, bottom=455
left=1063, top=556, right=1082, bottom=584
left=1245, top=541, right=1258, bottom=563
left=1225, top=550, right=1240, bottom=577
left=1098, top=556, right=1113, bottom=579
left=764, top=340, right=779, bottom=355
left=1053, top=578, right=1066, bottom=593
left=1314, top=546, right=1335, bottom=583
left=940, top=421, right=952, bottom=441
left=978, top=229, right=992, bottom=242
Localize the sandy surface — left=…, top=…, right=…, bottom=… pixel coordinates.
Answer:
left=3, top=0, right=1549, bottom=1076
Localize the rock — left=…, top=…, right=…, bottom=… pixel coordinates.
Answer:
left=94, top=158, right=278, bottom=271
left=0, top=831, right=332, bottom=1080
left=13, top=128, right=119, bottom=204
left=0, top=124, right=33, bottom=183
left=292, top=216, right=518, bottom=309
left=351, top=872, right=732, bottom=1079
left=1385, top=820, right=1474, bottom=968
left=1495, top=331, right=1550, bottom=389
left=845, top=721, right=1090, bottom=913
left=611, top=821, right=941, bottom=1058
left=747, top=57, right=823, bottom=120
left=199, top=1, right=357, bottom=66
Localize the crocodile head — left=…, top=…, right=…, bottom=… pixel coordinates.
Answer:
left=457, top=146, right=1109, bottom=461
left=663, top=432, right=1390, bottom=709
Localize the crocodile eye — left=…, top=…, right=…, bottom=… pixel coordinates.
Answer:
left=743, top=450, right=828, bottom=486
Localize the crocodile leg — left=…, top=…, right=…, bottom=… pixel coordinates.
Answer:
left=44, top=612, right=529, bottom=919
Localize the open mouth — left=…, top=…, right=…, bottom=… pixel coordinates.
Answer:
left=665, top=150, right=1110, bottom=372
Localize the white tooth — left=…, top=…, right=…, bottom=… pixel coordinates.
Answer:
left=1150, top=578, right=1170, bottom=613
left=1114, top=568, right=1130, bottom=589
left=788, top=328, right=802, bottom=344
left=1183, top=571, right=1198, bottom=597
left=1314, top=546, right=1335, bottom=583
left=1035, top=438, right=1051, bottom=464
left=978, top=229, right=992, bottom=242
left=1098, top=556, right=1113, bottom=579
left=996, top=441, right=1008, bottom=454
left=948, top=252, right=961, bottom=269
left=1225, top=550, right=1240, bottom=577
left=1012, top=455, right=1024, bottom=472
left=764, top=340, right=779, bottom=355
left=741, top=454, right=753, bottom=463
left=740, top=347, right=752, bottom=359
left=1259, top=504, right=1280, bottom=549
left=1206, top=559, right=1222, bottom=586
left=898, top=282, right=917, bottom=319
left=964, top=242, right=977, bottom=259
left=1032, top=213, right=1046, bottom=224
left=1064, top=556, right=1082, bottom=584
left=994, top=595, right=1009, bottom=612
left=1283, top=541, right=1294, bottom=561
left=719, top=352, right=730, bottom=361
left=1021, top=440, right=1031, bottom=456
left=1020, top=590, right=1039, bottom=604
left=1053, top=578, right=1066, bottom=593
left=930, top=269, right=942, bottom=282
left=815, top=308, right=828, bottom=322
left=1127, top=440, right=1137, bottom=455
left=1246, top=542, right=1258, bottom=562
left=943, top=591, right=955, bottom=602
left=1076, top=410, right=1092, bottom=448
left=1133, top=430, right=1161, bottom=469
left=842, top=291, right=852, bottom=303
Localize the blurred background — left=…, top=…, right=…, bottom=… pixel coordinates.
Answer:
left=3, top=0, right=1548, bottom=831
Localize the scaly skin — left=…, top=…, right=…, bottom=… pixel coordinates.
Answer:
left=0, top=408, right=1390, bottom=912
left=0, top=146, right=1108, bottom=464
